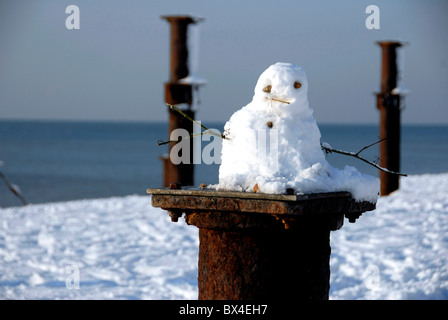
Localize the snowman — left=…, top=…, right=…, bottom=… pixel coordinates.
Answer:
left=216, top=62, right=379, bottom=202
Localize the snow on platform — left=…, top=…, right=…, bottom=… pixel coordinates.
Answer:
left=1, top=173, right=447, bottom=300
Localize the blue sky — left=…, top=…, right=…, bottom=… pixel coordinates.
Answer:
left=0, top=0, right=447, bottom=124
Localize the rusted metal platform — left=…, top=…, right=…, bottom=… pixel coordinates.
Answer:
left=147, top=188, right=376, bottom=300
left=148, top=188, right=375, bottom=225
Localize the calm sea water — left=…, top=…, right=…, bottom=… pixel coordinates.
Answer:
left=1, top=120, right=447, bottom=208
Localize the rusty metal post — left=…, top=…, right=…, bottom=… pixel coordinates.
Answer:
left=196, top=218, right=332, bottom=300
left=160, top=16, right=201, bottom=187
left=148, top=188, right=376, bottom=300
left=376, top=41, right=403, bottom=196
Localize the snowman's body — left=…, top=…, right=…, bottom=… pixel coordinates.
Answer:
left=217, top=63, right=379, bottom=202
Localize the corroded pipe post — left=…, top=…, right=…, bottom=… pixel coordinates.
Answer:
left=376, top=41, right=403, bottom=196
left=148, top=188, right=376, bottom=300
left=163, top=16, right=195, bottom=82
left=161, top=16, right=200, bottom=187
left=196, top=217, right=332, bottom=300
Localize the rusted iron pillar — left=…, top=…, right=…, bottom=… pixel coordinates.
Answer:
left=376, top=41, right=403, bottom=196
left=161, top=16, right=201, bottom=187
left=148, top=188, right=376, bottom=300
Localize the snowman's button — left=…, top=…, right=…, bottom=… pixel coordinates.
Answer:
left=267, top=121, right=273, bottom=128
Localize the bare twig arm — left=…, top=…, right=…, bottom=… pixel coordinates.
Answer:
left=167, top=104, right=209, bottom=132
left=355, top=138, right=386, bottom=156
left=157, top=104, right=230, bottom=146
left=0, top=171, right=29, bottom=205
left=321, top=142, right=407, bottom=177
left=167, top=104, right=229, bottom=140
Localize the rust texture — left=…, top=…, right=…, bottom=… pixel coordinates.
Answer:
left=377, top=41, right=403, bottom=196
left=161, top=16, right=196, bottom=82
left=148, top=189, right=376, bottom=300
left=198, top=222, right=331, bottom=300
left=161, top=16, right=198, bottom=187
left=150, top=189, right=374, bottom=221
left=164, top=83, right=193, bottom=106
left=161, top=108, right=195, bottom=187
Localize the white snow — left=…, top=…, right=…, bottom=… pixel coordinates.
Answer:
left=330, top=172, right=448, bottom=300
left=1, top=173, right=447, bottom=300
left=216, top=63, right=379, bottom=202
left=0, top=196, right=199, bottom=300
left=178, top=73, right=207, bottom=86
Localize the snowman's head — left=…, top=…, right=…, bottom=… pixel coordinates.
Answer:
left=252, top=62, right=310, bottom=116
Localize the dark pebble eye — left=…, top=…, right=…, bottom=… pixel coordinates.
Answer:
left=294, top=81, right=302, bottom=89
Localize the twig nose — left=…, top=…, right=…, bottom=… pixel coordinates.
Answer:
left=265, top=96, right=290, bottom=104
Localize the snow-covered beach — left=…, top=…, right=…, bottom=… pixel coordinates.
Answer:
left=1, top=173, right=447, bottom=300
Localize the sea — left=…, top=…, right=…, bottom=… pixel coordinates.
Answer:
left=1, top=120, right=447, bottom=208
